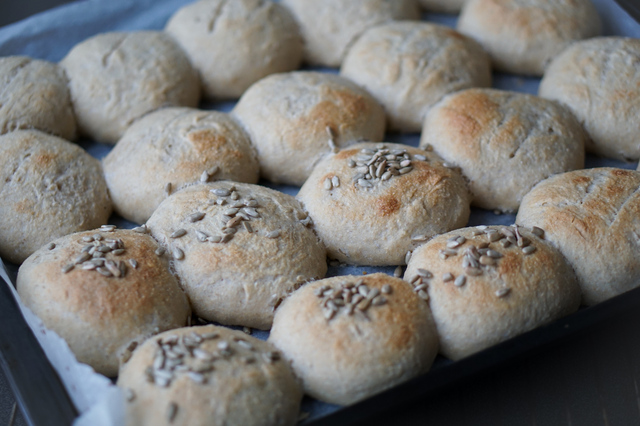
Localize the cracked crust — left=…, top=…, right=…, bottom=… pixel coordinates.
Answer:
left=540, top=37, right=640, bottom=160
left=146, top=182, right=327, bottom=329
left=0, top=130, right=111, bottom=263
left=340, top=21, right=491, bottom=132
left=420, top=88, right=586, bottom=212
left=0, top=56, right=77, bottom=140
left=406, top=226, right=580, bottom=360
left=297, top=142, right=471, bottom=265
left=281, top=0, right=420, bottom=67
left=232, top=71, right=386, bottom=186
left=60, top=31, right=200, bottom=144
left=268, top=273, right=439, bottom=405
left=103, top=107, right=259, bottom=224
left=165, top=0, right=303, bottom=100
left=457, top=0, right=602, bottom=76
left=516, top=168, right=640, bottom=305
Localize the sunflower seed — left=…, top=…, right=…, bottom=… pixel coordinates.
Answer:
left=129, top=259, right=138, bottom=269
left=74, top=253, right=91, bottom=264
left=112, top=249, right=125, bottom=256
left=531, top=226, right=545, bottom=238
left=479, top=256, right=495, bottom=266
left=399, top=166, right=413, bottom=174
left=61, top=264, right=74, bottom=273
left=522, top=246, right=536, bottom=255
left=166, top=403, right=178, bottom=423
left=188, top=212, right=205, bottom=223
left=417, top=268, right=432, bottom=278
left=405, top=251, right=412, bottom=264
left=496, top=288, right=511, bottom=298
left=132, top=225, right=148, bottom=234
left=414, top=154, right=427, bottom=161
left=96, top=267, right=112, bottom=277
left=443, top=273, right=454, bottom=282
left=417, top=290, right=429, bottom=300
left=243, top=221, right=253, bottom=233
left=393, top=266, right=403, bottom=278
left=82, top=236, right=94, bottom=242
left=226, top=216, right=243, bottom=229
left=172, top=247, right=184, bottom=260
left=411, top=234, right=429, bottom=242
left=454, top=275, right=466, bottom=287
left=164, top=182, right=172, bottom=196
left=267, top=230, right=280, bottom=239
left=331, top=176, right=340, bottom=187
left=324, top=178, right=333, bottom=190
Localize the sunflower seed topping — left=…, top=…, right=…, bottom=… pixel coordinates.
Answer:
left=167, top=402, right=178, bottom=423
left=496, top=288, right=511, bottom=298
left=62, top=263, right=74, bottom=273
left=393, top=266, right=403, bottom=278
left=324, top=178, right=333, bottom=190
left=155, top=247, right=166, bottom=256
left=531, top=226, right=545, bottom=238
left=454, top=275, right=466, bottom=287
left=443, top=272, right=454, bottom=282
left=522, top=246, right=536, bottom=255
left=170, top=229, right=187, bottom=239
left=267, top=230, right=280, bottom=239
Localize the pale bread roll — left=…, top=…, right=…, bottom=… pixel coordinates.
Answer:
left=420, top=88, right=586, bottom=213
left=165, top=0, right=303, bottom=100
left=0, top=56, right=76, bottom=140
left=61, top=31, right=200, bottom=144
left=232, top=71, right=386, bottom=186
left=516, top=168, right=640, bottom=306
left=103, top=107, right=259, bottom=224
left=146, top=182, right=327, bottom=329
left=17, top=228, right=190, bottom=377
left=281, top=0, right=420, bottom=67
left=0, top=130, right=111, bottom=264
left=539, top=37, right=640, bottom=161
left=118, top=325, right=302, bottom=426
left=268, top=273, right=439, bottom=405
left=297, top=142, right=471, bottom=265
left=405, top=225, right=581, bottom=360
left=341, top=22, right=491, bottom=132
left=457, top=0, right=602, bottom=76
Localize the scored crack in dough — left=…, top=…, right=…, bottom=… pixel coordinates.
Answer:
left=0, top=56, right=76, bottom=140
left=232, top=71, right=386, bottom=186
left=457, top=0, right=602, bottom=76
left=117, top=325, right=302, bottom=426
left=539, top=37, right=640, bottom=161
left=341, top=21, right=491, bottom=132
left=268, top=273, right=439, bottom=405
left=165, top=0, right=304, bottom=100
left=146, top=182, right=327, bottom=330
left=17, top=228, right=191, bottom=377
left=517, top=168, right=640, bottom=306
left=420, top=88, right=586, bottom=213
left=297, top=142, right=471, bottom=266
left=0, top=130, right=111, bottom=264
left=281, top=0, right=420, bottom=67
left=103, top=107, right=259, bottom=224
left=60, top=31, right=200, bottom=144
left=405, top=225, right=581, bottom=360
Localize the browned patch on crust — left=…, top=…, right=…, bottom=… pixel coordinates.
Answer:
left=186, top=129, right=227, bottom=152
left=33, top=152, right=56, bottom=168
left=571, top=175, right=590, bottom=185
left=334, top=148, right=360, bottom=160
left=611, top=169, right=633, bottom=178
left=376, top=194, right=400, bottom=216
left=498, top=252, right=522, bottom=277
left=441, top=90, right=500, bottom=142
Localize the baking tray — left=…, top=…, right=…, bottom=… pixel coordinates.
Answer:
left=1, top=0, right=639, bottom=425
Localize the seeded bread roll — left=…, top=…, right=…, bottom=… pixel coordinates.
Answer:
left=165, top=0, right=303, bottom=100
left=17, top=228, right=190, bottom=377
left=539, top=37, right=640, bottom=161
left=297, top=142, right=470, bottom=265
left=146, top=182, right=327, bottom=329
left=457, top=0, right=602, bottom=76
left=0, top=56, right=76, bottom=140
left=0, top=130, right=111, bottom=264
left=420, top=88, right=586, bottom=213
left=269, top=273, right=438, bottom=405
left=340, top=22, right=491, bottom=132
left=103, top=107, right=259, bottom=225
left=60, top=31, right=200, bottom=144
left=405, top=225, right=581, bottom=360
left=516, top=168, right=640, bottom=306
left=118, top=325, right=302, bottom=426
left=418, top=0, right=466, bottom=13
left=232, top=71, right=386, bottom=186
left=281, top=0, right=420, bottom=67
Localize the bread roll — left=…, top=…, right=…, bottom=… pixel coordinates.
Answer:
left=0, top=56, right=76, bottom=140
left=232, top=71, right=386, bottom=186
left=61, top=31, right=200, bottom=144
left=341, top=22, right=491, bottom=132
left=118, top=325, right=302, bottom=426
left=146, top=182, right=327, bottom=329
left=17, top=228, right=190, bottom=377
left=457, top=0, right=601, bottom=76
left=0, top=130, right=111, bottom=264
left=103, top=107, right=259, bottom=224
left=517, top=168, right=640, bottom=305
left=297, top=142, right=471, bottom=265
left=165, top=0, right=303, bottom=100
left=539, top=37, right=640, bottom=160
left=406, top=225, right=581, bottom=360
left=420, top=88, right=586, bottom=212
left=269, top=273, right=439, bottom=405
